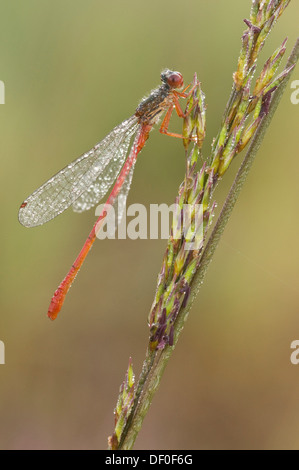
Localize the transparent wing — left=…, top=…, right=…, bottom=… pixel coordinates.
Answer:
left=115, top=156, right=136, bottom=226
left=18, top=116, right=139, bottom=227
left=72, top=126, right=135, bottom=214
left=99, top=158, right=137, bottom=240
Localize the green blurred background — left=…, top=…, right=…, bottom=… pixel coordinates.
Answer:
left=0, top=0, right=298, bottom=450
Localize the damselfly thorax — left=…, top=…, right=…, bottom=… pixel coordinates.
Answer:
left=135, top=70, right=184, bottom=125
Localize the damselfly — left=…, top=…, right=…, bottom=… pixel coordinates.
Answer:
left=19, top=69, right=198, bottom=320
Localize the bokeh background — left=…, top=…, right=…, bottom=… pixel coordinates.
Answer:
left=0, top=0, right=298, bottom=450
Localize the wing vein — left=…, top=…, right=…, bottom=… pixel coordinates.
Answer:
left=18, top=116, right=139, bottom=227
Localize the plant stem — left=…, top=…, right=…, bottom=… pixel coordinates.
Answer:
left=181, top=36, right=299, bottom=318
left=118, top=37, right=299, bottom=450
left=175, top=36, right=299, bottom=326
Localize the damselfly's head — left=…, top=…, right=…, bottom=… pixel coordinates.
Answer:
left=161, top=69, right=184, bottom=89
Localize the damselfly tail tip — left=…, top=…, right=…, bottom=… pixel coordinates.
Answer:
left=48, top=305, right=59, bottom=321
left=47, top=289, right=65, bottom=321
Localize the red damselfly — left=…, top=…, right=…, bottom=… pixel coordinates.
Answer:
left=19, top=70, right=198, bottom=320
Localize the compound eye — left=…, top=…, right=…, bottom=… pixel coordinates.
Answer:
left=166, top=72, right=184, bottom=89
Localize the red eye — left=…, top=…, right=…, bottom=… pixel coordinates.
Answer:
left=166, top=72, right=184, bottom=89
